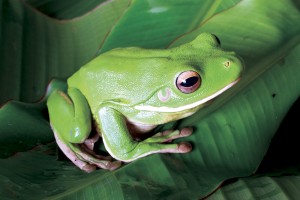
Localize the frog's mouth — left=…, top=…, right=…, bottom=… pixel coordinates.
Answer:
left=134, top=79, right=240, bottom=113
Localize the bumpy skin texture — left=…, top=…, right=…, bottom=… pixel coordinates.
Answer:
left=47, top=33, right=244, bottom=172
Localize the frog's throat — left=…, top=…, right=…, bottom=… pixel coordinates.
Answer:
left=134, top=79, right=240, bottom=113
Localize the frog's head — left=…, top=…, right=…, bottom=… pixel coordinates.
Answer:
left=134, top=33, right=244, bottom=123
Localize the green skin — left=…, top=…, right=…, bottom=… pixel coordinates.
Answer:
left=47, top=33, right=244, bottom=172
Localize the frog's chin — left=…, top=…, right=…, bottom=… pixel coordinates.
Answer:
left=134, top=79, right=239, bottom=113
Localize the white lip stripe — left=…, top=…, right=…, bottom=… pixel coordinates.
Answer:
left=134, top=79, right=239, bottom=113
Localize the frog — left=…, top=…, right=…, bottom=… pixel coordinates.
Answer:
left=47, top=33, right=244, bottom=172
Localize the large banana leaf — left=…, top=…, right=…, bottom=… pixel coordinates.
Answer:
left=0, top=0, right=299, bottom=199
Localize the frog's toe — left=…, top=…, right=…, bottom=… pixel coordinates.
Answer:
left=83, top=133, right=100, bottom=151
left=87, top=159, right=122, bottom=171
left=77, top=158, right=120, bottom=172
left=179, top=127, right=193, bottom=137
left=177, top=142, right=192, bottom=153
left=166, top=127, right=192, bottom=141
left=145, top=127, right=193, bottom=143
left=54, top=132, right=122, bottom=172
left=105, top=160, right=122, bottom=171
left=81, top=163, right=97, bottom=173
left=54, top=132, right=97, bottom=172
left=75, top=147, right=122, bottom=170
left=80, top=143, right=113, bottom=161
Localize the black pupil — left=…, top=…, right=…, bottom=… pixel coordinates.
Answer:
left=180, top=76, right=198, bottom=87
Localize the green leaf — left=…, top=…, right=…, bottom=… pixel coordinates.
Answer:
left=0, top=0, right=130, bottom=104
left=0, top=79, right=66, bottom=158
left=178, top=43, right=300, bottom=197
left=0, top=0, right=299, bottom=199
left=0, top=100, right=52, bottom=158
left=99, top=0, right=241, bottom=52
left=208, top=175, right=300, bottom=200
left=24, top=0, right=109, bottom=19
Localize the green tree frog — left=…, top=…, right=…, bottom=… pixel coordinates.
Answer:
left=47, top=33, right=244, bottom=172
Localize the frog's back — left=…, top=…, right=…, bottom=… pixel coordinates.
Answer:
left=67, top=48, right=175, bottom=112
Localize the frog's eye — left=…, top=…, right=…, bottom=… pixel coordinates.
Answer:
left=176, top=71, right=201, bottom=94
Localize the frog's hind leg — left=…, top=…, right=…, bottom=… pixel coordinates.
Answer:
left=53, top=130, right=121, bottom=172
left=47, top=89, right=121, bottom=172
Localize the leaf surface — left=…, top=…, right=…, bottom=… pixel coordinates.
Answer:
left=0, top=0, right=299, bottom=199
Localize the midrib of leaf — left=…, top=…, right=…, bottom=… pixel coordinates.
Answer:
left=185, top=0, right=242, bottom=32
left=200, top=0, right=224, bottom=22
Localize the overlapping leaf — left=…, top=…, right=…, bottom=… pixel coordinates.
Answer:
left=0, top=0, right=130, bottom=104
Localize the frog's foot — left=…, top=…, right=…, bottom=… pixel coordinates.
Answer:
left=54, top=133, right=122, bottom=172
left=143, top=127, right=193, bottom=143
left=113, top=128, right=193, bottom=162
left=83, top=133, right=100, bottom=151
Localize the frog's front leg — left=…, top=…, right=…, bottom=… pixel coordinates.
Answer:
left=98, top=107, right=192, bottom=162
left=47, top=88, right=121, bottom=172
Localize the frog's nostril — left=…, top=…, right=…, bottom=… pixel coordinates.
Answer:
left=224, top=61, right=231, bottom=68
